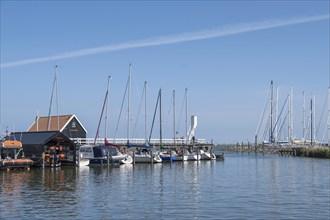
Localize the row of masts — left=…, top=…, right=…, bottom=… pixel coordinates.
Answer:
left=95, top=64, right=194, bottom=148
left=256, top=80, right=329, bottom=146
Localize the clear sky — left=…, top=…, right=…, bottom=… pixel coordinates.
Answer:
left=0, top=1, right=329, bottom=144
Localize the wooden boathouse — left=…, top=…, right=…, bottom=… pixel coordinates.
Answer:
left=27, top=114, right=87, bottom=139
left=12, top=114, right=87, bottom=166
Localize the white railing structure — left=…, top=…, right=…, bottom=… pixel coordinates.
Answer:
left=71, top=138, right=208, bottom=146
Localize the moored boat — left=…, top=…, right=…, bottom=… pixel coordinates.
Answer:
left=89, top=145, right=132, bottom=166
left=78, top=144, right=94, bottom=166
left=0, top=139, right=34, bottom=170
left=200, top=149, right=216, bottom=160
left=133, top=150, right=162, bottom=163
left=160, top=150, right=178, bottom=162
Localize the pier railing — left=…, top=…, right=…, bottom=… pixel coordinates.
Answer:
left=71, top=138, right=209, bottom=146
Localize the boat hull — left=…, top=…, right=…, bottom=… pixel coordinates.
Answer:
left=160, top=155, right=178, bottom=161
left=78, top=159, right=90, bottom=167
left=133, top=154, right=162, bottom=163
left=0, top=159, right=34, bottom=170
left=200, top=151, right=216, bottom=160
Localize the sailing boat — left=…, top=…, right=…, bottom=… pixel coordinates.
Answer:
left=87, top=76, right=132, bottom=166
left=160, top=90, right=178, bottom=162
left=132, top=83, right=162, bottom=163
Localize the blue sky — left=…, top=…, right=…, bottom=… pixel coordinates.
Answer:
left=0, top=1, right=329, bottom=144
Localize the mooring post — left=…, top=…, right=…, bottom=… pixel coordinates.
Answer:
left=42, top=152, right=45, bottom=168
left=170, top=149, right=172, bottom=163
left=107, top=151, right=110, bottom=167
left=262, top=143, right=265, bottom=155
left=254, top=135, right=257, bottom=155
left=197, top=146, right=199, bottom=160
left=77, top=146, right=80, bottom=167
left=236, top=142, right=239, bottom=154
left=133, top=150, right=135, bottom=164
left=248, top=142, right=250, bottom=154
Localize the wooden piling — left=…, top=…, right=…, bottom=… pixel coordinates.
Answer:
left=107, top=151, right=110, bottom=167
left=170, top=149, right=172, bottom=163
left=254, top=135, right=257, bottom=155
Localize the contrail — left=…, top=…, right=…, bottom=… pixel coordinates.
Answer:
left=1, top=14, right=329, bottom=68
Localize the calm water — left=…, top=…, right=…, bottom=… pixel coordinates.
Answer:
left=1, top=153, right=329, bottom=219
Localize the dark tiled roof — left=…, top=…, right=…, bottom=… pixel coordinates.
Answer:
left=11, top=131, right=74, bottom=145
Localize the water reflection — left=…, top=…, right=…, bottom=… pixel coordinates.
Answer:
left=1, top=155, right=329, bottom=219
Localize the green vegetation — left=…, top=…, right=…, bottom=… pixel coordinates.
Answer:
left=302, top=147, right=330, bottom=159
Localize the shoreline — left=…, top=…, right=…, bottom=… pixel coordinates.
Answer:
left=215, top=144, right=330, bottom=159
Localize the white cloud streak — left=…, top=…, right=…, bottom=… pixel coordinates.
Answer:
left=1, top=14, right=329, bottom=68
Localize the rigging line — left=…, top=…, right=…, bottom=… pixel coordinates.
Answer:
left=176, top=90, right=186, bottom=136
left=162, top=91, right=173, bottom=137
left=261, top=116, right=270, bottom=143
left=316, top=92, right=328, bottom=138
left=132, top=82, right=146, bottom=138
left=255, top=86, right=271, bottom=137
left=304, top=116, right=311, bottom=140
left=277, top=111, right=289, bottom=141
left=94, top=90, right=109, bottom=145
left=321, top=121, right=327, bottom=144
left=113, top=72, right=130, bottom=140
left=272, top=94, right=289, bottom=134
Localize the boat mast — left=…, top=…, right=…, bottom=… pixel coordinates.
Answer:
left=310, top=98, right=313, bottom=146
left=105, top=76, right=112, bottom=139
left=159, top=89, right=162, bottom=148
left=185, top=88, right=188, bottom=145
left=56, top=65, right=60, bottom=131
left=274, top=86, right=279, bottom=142
left=173, top=90, right=176, bottom=149
left=269, top=80, right=274, bottom=143
left=328, top=87, right=330, bottom=147
left=127, top=64, right=131, bottom=144
left=303, top=91, right=306, bottom=142
left=144, top=81, right=147, bottom=144
left=288, top=86, right=294, bottom=144
left=313, top=95, right=316, bottom=143
left=94, top=76, right=110, bottom=145
left=148, top=89, right=161, bottom=144
left=328, top=77, right=330, bottom=147
left=0, top=65, right=2, bottom=138
left=47, top=65, right=58, bottom=131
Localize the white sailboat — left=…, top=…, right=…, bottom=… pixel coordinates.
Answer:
left=200, top=147, right=216, bottom=160
left=134, top=86, right=162, bottom=163
left=84, top=75, right=132, bottom=166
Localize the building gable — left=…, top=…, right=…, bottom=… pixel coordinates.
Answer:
left=27, top=114, right=87, bottom=139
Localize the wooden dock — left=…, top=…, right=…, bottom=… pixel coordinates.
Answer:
left=279, top=148, right=303, bottom=157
